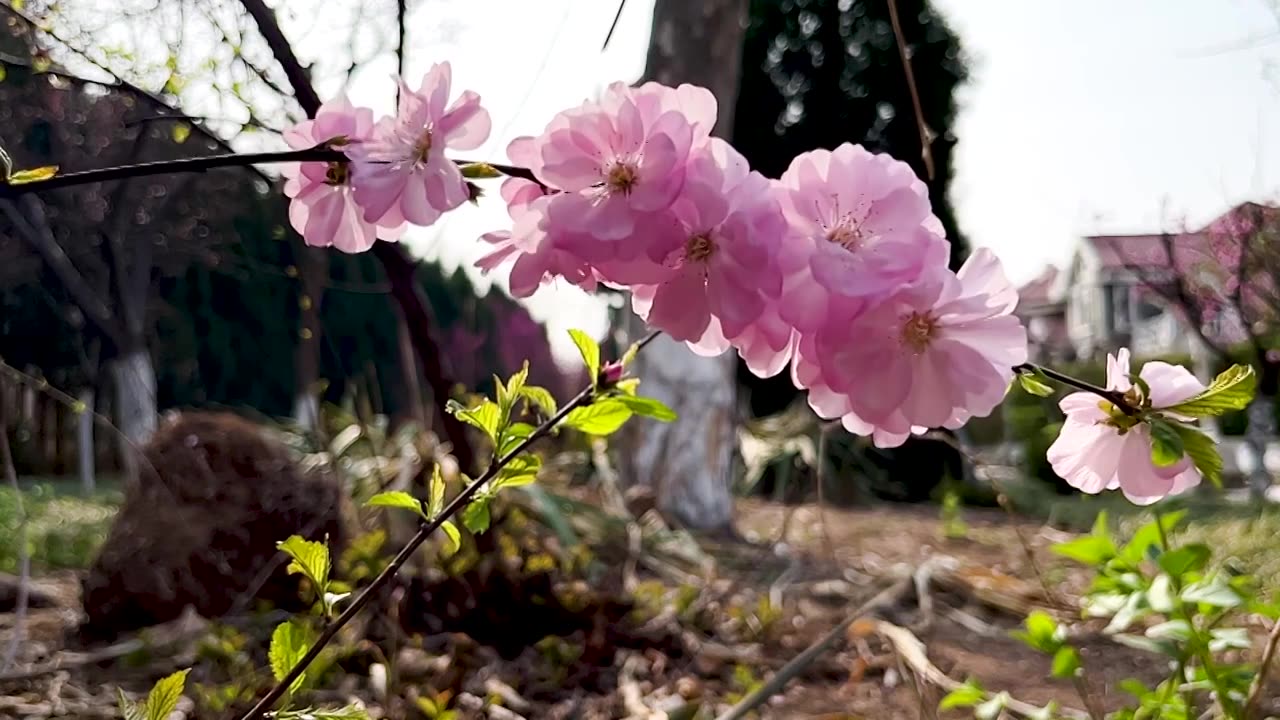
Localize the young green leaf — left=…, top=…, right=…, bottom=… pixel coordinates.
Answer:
left=975, top=691, right=1011, bottom=720
left=269, top=621, right=314, bottom=694
left=118, top=688, right=144, bottom=720
left=458, top=162, right=503, bottom=179
left=1158, top=544, right=1211, bottom=577
left=365, top=491, right=427, bottom=520
left=462, top=497, right=492, bottom=534
left=455, top=400, right=502, bottom=442
left=1050, top=646, right=1080, bottom=678
left=495, top=454, right=541, bottom=489
left=499, top=422, right=538, bottom=456
left=518, top=386, right=558, bottom=416
left=277, top=536, right=330, bottom=591
left=1148, top=419, right=1185, bottom=467
left=568, top=329, right=601, bottom=386
left=1167, top=422, right=1224, bottom=488
left=1163, top=364, right=1257, bottom=417
left=615, top=377, right=640, bottom=396
left=1017, top=369, right=1056, bottom=398
left=614, top=395, right=678, bottom=422
left=0, top=144, right=12, bottom=180
left=1013, top=610, right=1063, bottom=653
left=1181, top=577, right=1243, bottom=608
left=938, top=678, right=985, bottom=710
left=503, top=363, right=529, bottom=410
left=428, top=464, right=446, bottom=519
left=7, top=165, right=58, bottom=185
left=142, top=669, right=190, bottom=720
left=439, top=520, right=462, bottom=555
left=563, top=399, right=633, bottom=436
left=1052, top=534, right=1117, bottom=566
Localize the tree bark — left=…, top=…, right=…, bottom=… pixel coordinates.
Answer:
left=293, top=243, right=327, bottom=431
left=77, top=388, right=95, bottom=494
left=109, top=345, right=156, bottom=487
left=617, top=0, right=750, bottom=532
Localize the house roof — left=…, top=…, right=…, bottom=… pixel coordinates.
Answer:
left=1083, top=202, right=1278, bottom=272
left=1015, top=265, right=1064, bottom=315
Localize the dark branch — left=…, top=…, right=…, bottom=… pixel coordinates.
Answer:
left=239, top=0, right=323, bottom=116
left=0, top=148, right=540, bottom=197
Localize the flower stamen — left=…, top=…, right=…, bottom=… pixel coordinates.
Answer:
left=323, top=162, right=350, bottom=187
left=413, top=130, right=434, bottom=164
left=685, top=234, right=716, bottom=262
left=901, top=312, right=937, bottom=353
left=605, top=162, right=638, bottom=195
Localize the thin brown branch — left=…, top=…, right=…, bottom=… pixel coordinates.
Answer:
left=1014, top=362, right=1136, bottom=414
left=886, top=0, right=934, bottom=181
left=238, top=0, right=323, bottom=115
left=238, top=334, right=661, bottom=720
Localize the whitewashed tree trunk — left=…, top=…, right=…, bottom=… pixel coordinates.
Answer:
left=618, top=331, right=738, bottom=530
left=110, top=348, right=156, bottom=488
left=1244, top=396, right=1274, bottom=499
left=77, top=388, right=95, bottom=494
left=616, top=0, right=750, bottom=533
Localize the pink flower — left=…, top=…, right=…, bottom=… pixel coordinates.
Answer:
left=475, top=177, right=600, bottom=297
left=281, top=96, right=401, bottom=253
left=1047, top=349, right=1205, bottom=505
left=776, top=143, right=949, bottom=330
left=517, top=81, right=714, bottom=246
left=351, top=62, right=491, bottom=230
left=628, top=139, right=785, bottom=355
left=792, top=248, right=1029, bottom=446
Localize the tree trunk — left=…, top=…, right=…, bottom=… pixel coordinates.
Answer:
left=77, top=388, right=95, bottom=494
left=110, top=346, right=156, bottom=487
left=617, top=0, right=750, bottom=532
left=293, top=245, right=327, bottom=432
left=1244, top=396, right=1273, bottom=499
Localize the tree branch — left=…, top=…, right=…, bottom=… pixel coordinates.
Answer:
left=237, top=0, right=323, bottom=116
left=237, top=332, right=661, bottom=720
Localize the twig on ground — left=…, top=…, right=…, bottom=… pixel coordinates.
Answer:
left=714, top=572, right=916, bottom=720
left=872, top=619, right=1089, bottom=720
left=1245, top=617, right=1280, bottom=719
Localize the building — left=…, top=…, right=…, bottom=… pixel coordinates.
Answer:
left=1054, top=202, right=1276, bottom=361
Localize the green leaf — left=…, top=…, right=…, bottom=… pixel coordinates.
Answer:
left=498, top=363, right=529, bottom=420
left=428, top=465, right=446, bottom=519
left=615, top=377, right=640, bottom=396
left=613, top=395, right=678, bottom=422
left=1167, top=422, right=1224, bottom=488
left=1053, top=534, right=1117, bottom=566
left=519, top=386, right=558, bottom=416
left=171, top=122, right=191, bottom=144
left=277, top=536, right=330, bottom=591
left=1017, top=369, right=1056, bottom=397
left=1051, top=646, right=1080, bottom=678
left=1148, top=574, right=1176, bottom=613
left=458, top=162, right=503, bottom=179
left=938, top=678, right=985, bottom=710
left=568, top=329, right=600, bottom=386
left=1208, top=627, right=1251, bottom=652
left=7, top=165, right=58, bottom=185
left=1181, top=577, right=1243, bottom=608
left=1145, top=619, right=1192, bottom=643
left=563, top=399, right=633, bottom=436
left=1113, top=633, right=1178, bottom=657
left=1014, top=610, right=1063, bottom=653
left=1120, top=510, right=1186, bottom=565
left=1148, top=419, right=1185, bottom=467
left=975, top=691, right=1010, bottom=720
left=1163, top=364, right=1257, bottom=417
left=499, top=422, right=537, bottom=456
left=495, top=454, right=541, bottom=489
left=439, top=520, right=462, bottom=555
left=118, top=688, right=144, bottom=720
left=1158, top=544, right=1211, bottom=577
left=621, top=339, right=643, bottom=367
left=455, top=400, right=501, bottom=442
left=365, top=491, right=427, bottom=520
left=0, top=144, right=12, bottom=180
left=462, top=497, right=491, bottom=534
left=269, top=621, right=314, bottom=694
left=143, top=669, right=189, bottom=720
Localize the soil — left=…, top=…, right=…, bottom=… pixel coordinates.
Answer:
left=2, top=492, right=1276, bottom=719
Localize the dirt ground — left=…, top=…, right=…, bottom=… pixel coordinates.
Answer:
left=1, top=495, right=1274, bottom=719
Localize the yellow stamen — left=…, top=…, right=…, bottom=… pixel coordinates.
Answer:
left=901, top=312, right=937, bottom=353
left=685, top=234, right=715, bottom=262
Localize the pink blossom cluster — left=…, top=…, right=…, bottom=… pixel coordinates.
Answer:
left=275, top=67, right=1239, bottom=506
left=280, top=66, right=1030, bottom=452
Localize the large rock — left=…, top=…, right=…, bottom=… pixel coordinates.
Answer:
left=80, top=411, right=350, bottom=640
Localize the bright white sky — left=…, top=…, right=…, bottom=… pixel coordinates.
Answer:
left=319, top=0, right=1279, bottom=365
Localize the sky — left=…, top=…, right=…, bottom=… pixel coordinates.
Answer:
left=323, top=0, right=1279, bottom=365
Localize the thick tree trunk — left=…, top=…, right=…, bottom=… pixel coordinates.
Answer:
left=110, top=346, right=156, bottom=487
left=617, top=0, right=750, bottom=532
left=77, top=388, right=95, bottom=494
left=1244, top=396, right=1273, bottom=499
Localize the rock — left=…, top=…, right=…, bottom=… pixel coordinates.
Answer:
left=79, top=411, right=351, bottom=640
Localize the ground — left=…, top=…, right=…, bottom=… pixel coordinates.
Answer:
left=1, top=479, right=1278, bottom=719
